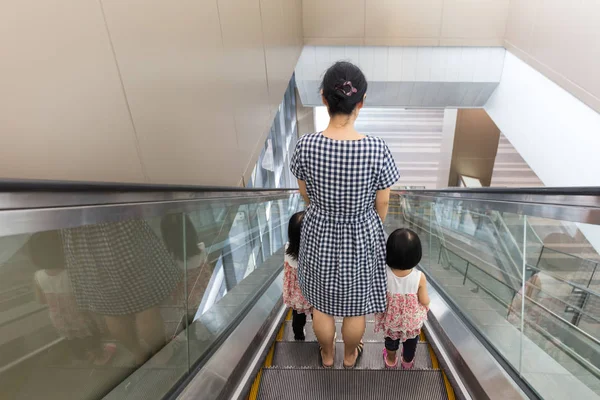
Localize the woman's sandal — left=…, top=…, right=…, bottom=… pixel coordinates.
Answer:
left=319, top=333, right=336, bottom=369
left=343, top=341, right=364, bottom=369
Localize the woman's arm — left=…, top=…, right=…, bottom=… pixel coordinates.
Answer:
left=298, top=180, right=310, bottom=205
left=418, top=273, right=430, bottom=308
left=375, top=188, right=391, bottom=222
left=33, top=275, right=46, bottom=304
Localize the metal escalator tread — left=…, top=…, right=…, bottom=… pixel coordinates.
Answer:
left=272, top=341, right=432, bottom=369
left=257, top=369, right=449, bottom=400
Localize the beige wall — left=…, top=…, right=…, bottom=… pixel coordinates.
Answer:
left=504, top=0, right=600, bottom=113
left=303, top=0, right=510, bottom=46
left=449, top=109, right=500, bottom=187
left=0, top=0, right=302, bottom=186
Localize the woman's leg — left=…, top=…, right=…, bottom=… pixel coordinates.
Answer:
left=105, top=314, right=147, bottom=364
left=342, top=315, right=365, bottom=367
left=312, top=309, right=336, bottom=366
left=135, top=306, right=166, bottom=355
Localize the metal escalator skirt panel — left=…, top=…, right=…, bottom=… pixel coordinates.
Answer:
left=258, top=369, right=449, bottom=400
left=271, top=342, right=433, bottom=370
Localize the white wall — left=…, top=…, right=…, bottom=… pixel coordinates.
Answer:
left=486, top=52, right=600, bottom=186
left=295, top=46, right=505, bottom=108
left=485, top=51, right=600, bottom=253
left=313, top=106, right=329, bottom=133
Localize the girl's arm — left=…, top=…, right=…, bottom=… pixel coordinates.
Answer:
left=418, top=273, right=430, bottom=309
left=298, top=180, right=310, bottom=205
left=375, top=188, right=391, bottom=222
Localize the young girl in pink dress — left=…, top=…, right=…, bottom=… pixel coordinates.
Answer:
left=282, top=211, right=312, bottom=340
left=375, top=229, right=430, bottom=369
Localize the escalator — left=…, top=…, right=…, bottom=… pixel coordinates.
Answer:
left=0, top=183, right=599, bottom=400
left=248, top=312, right=453, bottom=400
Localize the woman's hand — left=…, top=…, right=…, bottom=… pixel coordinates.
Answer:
left=298, top=180, right=310, bottom=205
left=375, top=188, right=391, bottom=222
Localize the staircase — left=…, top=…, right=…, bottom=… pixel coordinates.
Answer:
left=249, top=312, right=452, bottom=400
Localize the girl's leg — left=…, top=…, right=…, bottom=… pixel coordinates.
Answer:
left=401, top=336, right=420, bottom=369
left=342, top=315, right=365, bottom=367
left=384, top=337, right=400, bottom=366
left=312, top=309, right=336, bottom=367
left=292, top=310, right=307, bottom=340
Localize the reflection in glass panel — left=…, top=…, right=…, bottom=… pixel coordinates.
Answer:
left=393, top=192, right=600, bottom=398
left=0, top=216, right=188, bottom=400
left=184, top=195, right=301, bottom=370
left=0, top=193, right=301, bottom=400
left=396, top=195, right=526, bottom=372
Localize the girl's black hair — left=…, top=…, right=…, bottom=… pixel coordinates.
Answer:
left=29, top=230, right=65, bottom=270
left=160, top=214, right=200, bottom=262
left=285, top=211, right=305, bottom=260
left=386, top=228, right=422, bottom=270
left=320, top=61, right=368, bottom=116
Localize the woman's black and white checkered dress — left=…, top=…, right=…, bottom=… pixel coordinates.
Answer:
left=291, top=133, right=400, bottom=316
left=61, top=220, right=182, bottom=316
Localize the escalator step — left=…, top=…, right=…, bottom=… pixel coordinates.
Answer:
left=281, top=321, right=385, bottom=342
left=272, top=342, right=432, bottom=369
left=335, top=315, right=376, bottom=322
left=258, top=369, right=449, bottom=400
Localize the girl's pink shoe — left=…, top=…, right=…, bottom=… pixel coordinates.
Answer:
left=401, top=356, right=415, bottom=370
left=382, top=348, right=398, bottom=368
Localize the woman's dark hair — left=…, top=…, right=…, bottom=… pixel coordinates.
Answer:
left=386, top=228, right=422, bottom=270
left=285, top=211, right=305, bottom=260
left=321, top=61, right=367, bottom=116
left=160, top=214, right=200, bottom=262
left=29, top=230, right=65, bottom=270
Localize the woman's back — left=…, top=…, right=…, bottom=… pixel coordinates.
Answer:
left=292, top=133, right=397, bottom=217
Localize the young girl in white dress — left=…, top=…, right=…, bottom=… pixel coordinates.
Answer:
left=31, top=231, right=115, bottom=365
left=282, top=211, right=312, bottom=340
left=375, top=229, right=430, bottom=369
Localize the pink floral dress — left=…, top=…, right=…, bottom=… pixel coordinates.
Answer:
left=34, top=270, right=97, bottom=339
left=374, top=268, right=428, bottom=341
left=283, top=243, right=312, bottom=314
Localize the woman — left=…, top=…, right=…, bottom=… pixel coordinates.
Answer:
left=61, top=219, right=182, bottom=365
left=290, top=61, right=399, bottom=368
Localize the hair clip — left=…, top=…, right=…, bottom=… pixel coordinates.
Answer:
left=336, top=81, right=358, bottom=96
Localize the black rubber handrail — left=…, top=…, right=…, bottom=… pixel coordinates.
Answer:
left=398, top=187, right=600, bottom=196
left=0, top=178, right=297, bottom=193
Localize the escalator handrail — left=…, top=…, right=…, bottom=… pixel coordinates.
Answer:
left=0, top=178, right=298, bottom=193
left=0, top=178, right=299, bottom=210
left=399, top=187, right=600, bottom=196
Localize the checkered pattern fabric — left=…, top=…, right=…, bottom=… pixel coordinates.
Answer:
left=291, top=133, right=400, bottom=316
left=61, top=220, right=182, bottom=316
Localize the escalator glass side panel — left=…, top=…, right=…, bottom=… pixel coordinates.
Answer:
left=389, top=192, right=600, bottom=400
left=0, top=191, right=301, bottom=400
